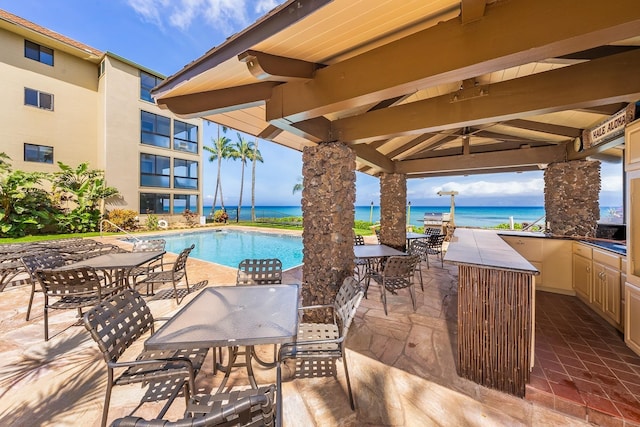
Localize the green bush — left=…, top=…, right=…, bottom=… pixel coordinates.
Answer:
left=146, top=214, right=160, bottom=230
left=212, top=209, right=229, bottom=223
left=104, top=209, right=139, bottom=232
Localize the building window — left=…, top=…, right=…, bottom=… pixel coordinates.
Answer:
left=141, top=111, right=170, bottom=148
left=24, top=143, right=53, bottom=164
left=25, top=40, right=53, bottom=66
left=174, top=194, right=198, bottom=214
left=174, top=120, right=198, bottom=153
left=140, top=193, right=170, bottom=214
left=140, top=71, right=162, bottom=102
left=24, top=88, right=54, bottom=110
left=140, top=154, right=170, bottom=188
left=174, top=159, right=198, bottom=189
left=98, top=60, right=106, bottom=78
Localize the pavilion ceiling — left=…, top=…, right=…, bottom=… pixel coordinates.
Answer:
left=153, top=0, right=640, bottom=178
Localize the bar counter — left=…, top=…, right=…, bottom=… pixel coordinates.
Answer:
left=445, top=228, right=539, bottom=397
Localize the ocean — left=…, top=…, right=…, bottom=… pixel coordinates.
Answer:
left=203, top=205, right=623, bottom=228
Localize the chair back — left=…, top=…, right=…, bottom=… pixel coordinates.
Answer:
left=354, top=234, right=365, bottom=246
left=383, top=255, right=419, bottom=278
left=35, top=267, right=103, bottom=297
left=236, top=258, right=283, bottom=285
left=21, top=252, right=67, bottom=280
left=408, top=239, right=429, bottom=260
left=428, top=234, right=446, bottom=251
left=132, top=239, right=166, bottom=252
left=374, top=228, right=381, bottom=244
left=173, top=244, right=195, bottom=273
left=333, top=277, right=365, bottom=338
left=424, top=227, right=441, bottom=236
left=83, top=289, right=154, bottom=364
left=111, top=384, right=276, bottom=427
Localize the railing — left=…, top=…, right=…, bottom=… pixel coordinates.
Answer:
left=522, top=215, right=546, bottom=232
left=99, top=219, right=141, bottom=241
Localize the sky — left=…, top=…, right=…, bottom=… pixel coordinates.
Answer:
left=0, top=0, right=624, bottom=208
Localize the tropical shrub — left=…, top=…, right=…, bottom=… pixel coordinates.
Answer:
left=104, top=209, right=139, bottom=232
left=212, top=209, right=229, bottom=223
left=145, top=214, right=160, bottom=230
left=0, top=154, right=58, bottom=237
left=182, top=209, right=198, bottom=227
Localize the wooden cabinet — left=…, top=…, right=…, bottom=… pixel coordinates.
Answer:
left=626, top=283, right=640, bottom=355
left=502, top=235, right=571, bottom=294
left=573, top=250, right=592, bottom=302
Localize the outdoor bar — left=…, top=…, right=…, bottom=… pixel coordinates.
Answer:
left=445, top=228, right=539, bottom=397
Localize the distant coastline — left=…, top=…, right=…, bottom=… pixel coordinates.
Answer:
left=199, top=205, right=623, bottom=228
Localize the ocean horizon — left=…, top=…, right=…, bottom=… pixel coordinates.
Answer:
left=200, top=205, right=623, bottom=228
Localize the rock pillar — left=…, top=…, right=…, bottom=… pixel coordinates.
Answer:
left=380, top=173, right=407, bottom=251
left=301, top=142, right=356, bottom=321
left=544, top=160, right=600, bottom=237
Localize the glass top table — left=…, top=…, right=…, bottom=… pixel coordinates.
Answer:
left=353, top=244, right=406, bottom=259
left=146, top=284, right=300, bottom=390
left=60, top=251, right=165, bottom=270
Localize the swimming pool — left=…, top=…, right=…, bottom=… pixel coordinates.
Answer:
left=127, top=229, right=304, bottom=270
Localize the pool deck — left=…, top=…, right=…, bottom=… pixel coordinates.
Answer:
left=0, top=230, right=614, bottom=426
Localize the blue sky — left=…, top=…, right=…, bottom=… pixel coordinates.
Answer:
left=0, top=0, right=624, bottom=208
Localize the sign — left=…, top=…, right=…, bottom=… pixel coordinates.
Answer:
left=583, top=103, right=636, bottom=149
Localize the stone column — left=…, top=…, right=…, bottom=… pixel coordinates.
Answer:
left=301, top=142, right=356, bottom=322
left=380, top=172, right=407, bottom=251
left=544, top=160, right=600, bottom=237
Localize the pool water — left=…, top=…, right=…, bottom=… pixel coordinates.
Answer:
left=129, top=229, right=304, bottom=270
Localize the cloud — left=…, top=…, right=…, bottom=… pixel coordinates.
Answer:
left=431, top=178, right=545, bottom=197
left=126, top=0, right=257, bottom=32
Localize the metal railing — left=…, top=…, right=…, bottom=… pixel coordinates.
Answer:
left=99, top=219, right=141, bottom=241
left=522, top=215, right=546, bottom=232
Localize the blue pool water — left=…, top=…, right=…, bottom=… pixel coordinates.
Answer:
left=129, top=229, right=303, bottom=270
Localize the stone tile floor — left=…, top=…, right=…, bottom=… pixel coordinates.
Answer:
left=0, top=231, right=635, bottom=426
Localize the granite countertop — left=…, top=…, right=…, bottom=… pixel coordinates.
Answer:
left=444, top=228, right=539, bottom=273
left=493, top=230, right=626, bottom=256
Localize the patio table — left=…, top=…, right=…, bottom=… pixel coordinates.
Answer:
left=145, top=284, right=300, bottom=391
left=353, top=244, right=406, bottom=259
left=406, top=231, right=430, bottom=249
left=57, top=250, right=165, bottom=289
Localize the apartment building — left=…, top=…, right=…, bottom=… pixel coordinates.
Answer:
left=0, top=10, right=204, bottom=218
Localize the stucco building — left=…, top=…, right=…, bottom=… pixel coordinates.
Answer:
left=0, top=10, right=204, bottom=218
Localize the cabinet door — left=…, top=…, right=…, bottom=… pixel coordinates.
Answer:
left=573, top=254, right=591, bottom=302
left=626, top=283, right=640, bottom=356
left=592, top=263, right=606, bottom=312
left=603, top=266, right=621, bottom=324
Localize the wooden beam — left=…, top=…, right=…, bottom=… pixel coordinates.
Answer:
left=156, top=82, right=279, bottom=117
left=331, top=49, right=640, bottom=143
left=408, top=165, right=542, bottom=178
left=266, top=0, right=640, bottom=123
left=238, top=50, right=321, bottom=81
left=397, top=145, right=566, bottom=174
left=350, top=144, right=395, bottom=173
left=269, top=116, right=332, bottom=143
left=503, top=119, right=582, bottom=138
left=257, top=125, right=282, bottom=139
left=461, top=0, right=487, bottom=25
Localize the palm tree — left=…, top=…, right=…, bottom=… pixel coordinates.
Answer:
left=229, top=133, right=256, bottom=219
left=292, top=176, right=303, bottom=194
left=203, top=125, right=232, bottom=214
left=250, top=137, right=264, bottom=222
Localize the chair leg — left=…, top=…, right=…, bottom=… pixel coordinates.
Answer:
left=276, top=359, right=284, bottom=427
left=409, top=285, right=417, bottom=311
left=342, top=353, right=356, bottom=410
left=381, top=286, right=388, bottom=316
left=101, top=371, right=114, bottom=427
left=26, top=285, right=36, bottom=321
left=43, top=300, right=49, bottom=341
left=416, top=265, right=423, bottom=291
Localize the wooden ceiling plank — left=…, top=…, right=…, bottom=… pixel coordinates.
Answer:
left=156, top=82, right=279, bottom=117
left=397, top=145, right=566, bottom=174
left=408, top=165, right=541, bottom=178
left=332, top=49, right=640, bottom=143
left=266, top=0, right=640, bottom=123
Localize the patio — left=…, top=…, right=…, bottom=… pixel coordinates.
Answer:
left=0, top=234, right=636, bottom=426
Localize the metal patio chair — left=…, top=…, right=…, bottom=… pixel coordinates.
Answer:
left=136, top=244, right=194, bottom=304
left=84, top=289, right=209, bottom=427
left=129, top=238, right=166, bottom=286
left=110, top=384, right=276, bottom=427
left=366, top=255, right=420, bottom=315
left=277, top=277, right=364, bottom=417
left=408, top=239, right=429, bottom=290
left=21, top=252, right=67, bottom=321
left=35, top=266, right=111, bottom=341
left=427, top=234, right=446, bottom=267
